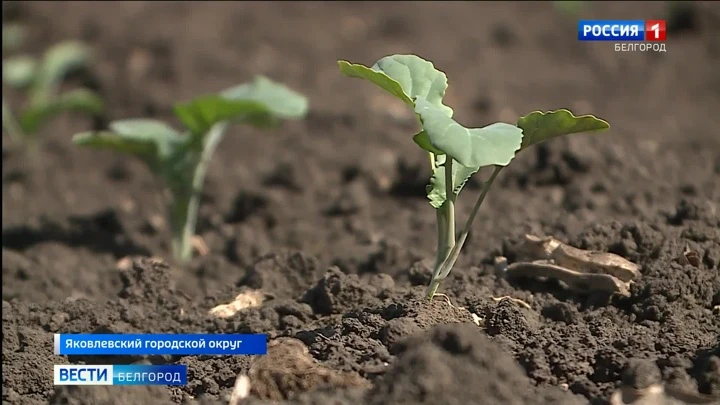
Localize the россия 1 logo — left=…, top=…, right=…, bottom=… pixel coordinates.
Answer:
left=577, top=20, right=667, bottom=53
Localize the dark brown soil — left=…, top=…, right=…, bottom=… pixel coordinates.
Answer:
left=3, top=2, right=720, bottom=405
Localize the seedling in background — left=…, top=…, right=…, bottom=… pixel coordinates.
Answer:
left=73, top=76, right=308, bottom=263
left=2, top=24, right=26, bottom=52
left=339, top=54, right=609, bottom=300
left=552, top=1, right=586, bottom=17
left=2, top=24, right=104, bottom=146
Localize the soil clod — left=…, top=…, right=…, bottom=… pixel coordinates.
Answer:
left=247, top=337, right=369, bottom=401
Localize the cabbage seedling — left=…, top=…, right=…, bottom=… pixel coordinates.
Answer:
left=2, top=24, right=26, bottom=52
left=2, top=25, right=103, bottom=145
left=339, top=54, right=609, bottom=299
left=73, top=76, right=308, bottom=263
left=553, top=1, right=586, bottom=17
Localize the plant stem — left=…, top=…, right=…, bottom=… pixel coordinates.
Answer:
left=428, top=151, right=435, bottom=169
left=443, top=157, right=456, bottom=256
left=170, top=122, right=228, bottom=263
left=430, top=152, right=446, bottom=270
left=435, top=209, right=448, bottom=270
left=170, top=194, right=193, bottom=263
left=2, top=100, right=24, bottom=144
left=428, top=157, right=457, bottom=298
left=425, top=165, right=503, bottom=299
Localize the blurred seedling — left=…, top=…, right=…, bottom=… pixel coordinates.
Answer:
left=2, top=24, right=26, bottom=52
left=552, top=1, right=586, bottom=18
left=2, top=24, right=104, bottom=147
left=339, top=54, right=609, bottom=300
left=72, top=76, right=308, bottom=263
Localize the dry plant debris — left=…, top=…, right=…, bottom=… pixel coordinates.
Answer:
left=499, top=234, right=642, bottom=296
left=227, top=374, right=251, bottom=405
left=208, top=289, right=265, bottom=318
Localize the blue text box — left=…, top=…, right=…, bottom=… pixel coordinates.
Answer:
left=54, top=334, right=268, bottom=356
left=578, top=20, right=645, bottom=41
left=54, top=364, right=187, bottom=386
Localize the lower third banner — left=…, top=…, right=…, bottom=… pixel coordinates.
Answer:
left=53, top=364, right=187, bottom=386
left=55, top=333, right=268, bottom=356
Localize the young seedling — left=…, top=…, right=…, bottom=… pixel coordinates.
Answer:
left=552, top=1, right=586, bottom=17
left=2, top=24, right=26, bottom=52
left=72, top=76, right=308, bottom=263
left=2, top=24, right=104, bottom=146
left=338, top=54, right=609, bottom=300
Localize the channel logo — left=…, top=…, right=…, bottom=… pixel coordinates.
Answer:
left=578, top=20, right=666, bottom=41
left=54, top=365, right=111, bottom=385
left=53, top=364, right=187, bottom=386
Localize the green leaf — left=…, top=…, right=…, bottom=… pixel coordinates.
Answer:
left=109, top=119, right=178, bottom=136
left=2, top=24, right=26, bottom=52
left=414, top=97, right=523, bottom=168
left=2, top=55, right=37, bottom=88
left=426, top=156, right=480, bottom=209
left=20, top=88, right=104, bottom=134
left=32, top=41, right=92, bottom=102
left=412, top=131, right=444, bottom=154
left=73, top=130, right=160, bottom=167
left=338, top=54, right=453, bottom=117
left=174, top=96, right=268, bottom=136
left=108, top=118, right=183, bottom=159
left=174, top=76, right=308, bottom=136
left=517, top=109, right=609, bottom=150
left=72, top=119, right=183, bottom=167
left=221, top=76, right=308, bottom=119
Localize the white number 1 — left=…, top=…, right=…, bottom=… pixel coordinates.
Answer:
left=650, top=23, right=660, bottom=39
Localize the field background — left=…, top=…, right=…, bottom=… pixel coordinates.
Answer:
left=3, top=2, right=719, bottom=404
